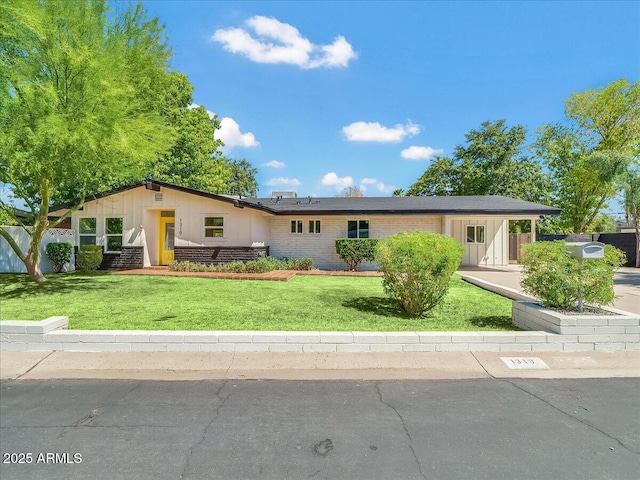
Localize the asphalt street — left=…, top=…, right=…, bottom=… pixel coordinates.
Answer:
left=1, top=378, right=639, bottom=480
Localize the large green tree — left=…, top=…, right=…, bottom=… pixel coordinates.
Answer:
left=226, top=159, right=258, bottom=197
left=534, top=79, right=639, bottom=233
left=407, top=120, right=551, bottom=232
left=145, top=72, right=231, bottom=194
left=408, top=120, right=550, bottom=202
left=0, top=0, right=174, bottom=281
left=623, top=164, right=640, bottom=267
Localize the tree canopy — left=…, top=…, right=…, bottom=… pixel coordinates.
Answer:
left=0, top=0, right=174, bottom=281
left=407, top=120, right=551, bottom=210
left=226, top=159, right=258, bottom=197
left=534, top=79, right=638, bottom=233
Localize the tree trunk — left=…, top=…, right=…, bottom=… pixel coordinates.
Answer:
left=24, top=253, right=47, bottom=282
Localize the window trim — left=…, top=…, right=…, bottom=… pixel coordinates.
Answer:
left=290, top=219, right=304, bottom=234
left=204, top=216, right=225, bottom=238
left=466, top=225, right=486, bottom=244
left=347, top=219, right=370, bottom=239
left=78, top=217, right=97, bottom=247
left=105, top=217, right=124, bottom=253
left=308, top=220, right=321, bottom=234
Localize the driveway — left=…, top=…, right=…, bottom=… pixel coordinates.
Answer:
left=458, top=265, right=640, bottom=314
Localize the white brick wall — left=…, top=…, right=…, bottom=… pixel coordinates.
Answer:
left=267, top=215, right=441, bottom=270
left=3, top=313, right=639, bottom=353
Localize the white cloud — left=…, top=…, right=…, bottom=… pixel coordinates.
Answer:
left=321, top=172, right=354, bottom=191
left=376, top=182, right=397, bottom=194
left=401, top=145, right=444, bottom=160
left=217, top=117, right=259, bottom=150
left=264, top=160, right=286, bottom=168
left=265, top=177, right=301, bottom=187
left=357, top=177, right=397, bottom=195
left=189, top=103, right=259, bottom=151
left=342, top=121, right=420, bottom=143
left=188, top=103, right=216, bottom=119
left=212, top=16, right=357, bottom=69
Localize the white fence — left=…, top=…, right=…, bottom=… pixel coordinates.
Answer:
left=0, top=227, right=76, bottom=273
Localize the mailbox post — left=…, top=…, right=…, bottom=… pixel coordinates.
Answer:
left=565, top=242, right=606, bottom=312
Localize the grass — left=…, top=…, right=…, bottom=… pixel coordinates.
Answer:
left=0, top=272, right=514, bottom=331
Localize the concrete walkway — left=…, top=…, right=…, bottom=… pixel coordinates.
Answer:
left=2, top=350, right=638, bottom=381
left=459, top=265, right=640, bottom=314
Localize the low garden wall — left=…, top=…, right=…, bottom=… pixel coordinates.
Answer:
left=174, top=246, right=269, bottom=265
left=2, top=316, right=638, bottom=353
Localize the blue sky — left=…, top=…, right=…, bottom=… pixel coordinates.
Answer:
left=140, top=0, right=639, bottom=199
left=5, top=1, right=639, bottom=206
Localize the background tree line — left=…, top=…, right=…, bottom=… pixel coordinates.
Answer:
left=396, top=79, right=639, bottom=237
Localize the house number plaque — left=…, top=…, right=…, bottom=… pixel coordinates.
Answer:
left=500, top=357, right=549, bottom=369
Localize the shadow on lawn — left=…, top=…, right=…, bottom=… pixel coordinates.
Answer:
left=0, top=272, right=113, bottom=300
left=342, top=296, right=415, bottom=319
left=467, top=315, right=514, bottom=329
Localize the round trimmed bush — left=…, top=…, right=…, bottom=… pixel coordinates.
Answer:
left=76, top=245, right=103, bottom=271
left=45, top=242, right=73, bottom=273
left=375, top=231, right=465, bottom=316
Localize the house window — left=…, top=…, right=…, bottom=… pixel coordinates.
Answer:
left=290, top=220, right=303, bottom=234
left=466, top=225, right=485, bottom=244
left=78, top=218, right=96, bottom=246
left=347, top=220, right=369, bottom=238
left=308, top=220, right=321, bottom=234
left=105, top=217, right=123, bottom=252
left=204, top=217, right=224, bottom=237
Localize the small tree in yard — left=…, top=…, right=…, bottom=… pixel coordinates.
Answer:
left=45, top=242, right=73, bottom=273
left=375, top=232, right=464, bottom=316
left=335, top=238, right=379, bottom=271
left=520, top=241, right=625, bottom=310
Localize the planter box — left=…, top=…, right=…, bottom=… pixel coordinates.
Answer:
left=513, top=301, right=640, bottom=337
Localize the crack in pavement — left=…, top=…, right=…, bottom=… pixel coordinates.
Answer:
left=16, top=351, right=55, bottom=379
left=504, top=379, right=640, bottom=455
left=307, top=466, right=328, bottom=480
left=179, top=381, right=230, bottom=479
left=375, top=383, right=427, bottom=480
left=56, top=381, right=143, bottom=438
left=468, top=353, right=639, bottom=455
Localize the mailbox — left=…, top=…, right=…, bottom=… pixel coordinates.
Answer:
left=565, top=242, right=605, bottom=260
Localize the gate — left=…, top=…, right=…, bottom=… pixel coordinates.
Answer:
left=509, top=233, right=531, bottom=263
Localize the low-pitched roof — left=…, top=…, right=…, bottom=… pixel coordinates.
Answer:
left=49, top=179, right=561, bottom=216
left=242, top=195, right=560, bottom=216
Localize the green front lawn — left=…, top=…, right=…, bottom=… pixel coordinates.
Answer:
left=0, top=272, right=514, bottom=331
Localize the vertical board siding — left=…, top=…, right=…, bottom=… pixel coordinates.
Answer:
left=452, top=217, right=509, bottom=267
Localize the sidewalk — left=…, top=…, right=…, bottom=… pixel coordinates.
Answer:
left=459, top=265, right=640, bottom=314
left=2, top=350, right=638, bottom=381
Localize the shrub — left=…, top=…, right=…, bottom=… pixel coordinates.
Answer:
left=167, top=256, right=313, bottom=274
left=45, top=242, right=73, bottom=273
left=520, top=241, right=625, bottom=309
left=375, top=231, right=464, bottom=316
left=76, top=245, right=103, bottom=271
left=289, top=257, right=314, bottom=271
left=335, top=238, right=379, bottom=271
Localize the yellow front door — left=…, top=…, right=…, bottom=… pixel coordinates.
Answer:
left=158, top=211, right=175, bottom=265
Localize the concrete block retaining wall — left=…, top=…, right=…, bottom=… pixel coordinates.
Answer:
left=513, top=302, right=640, bottom=352
left=2, top=315, right=638, bottom=353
